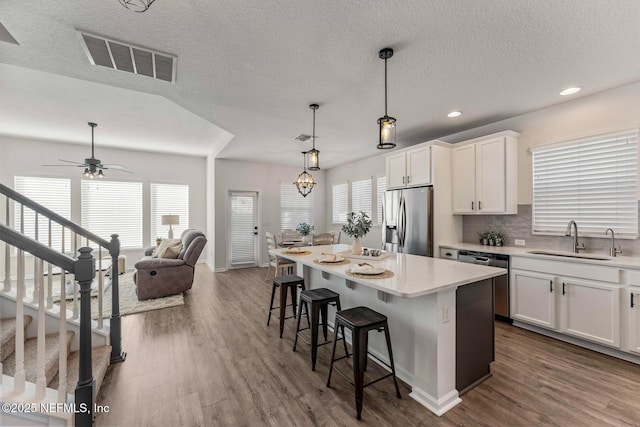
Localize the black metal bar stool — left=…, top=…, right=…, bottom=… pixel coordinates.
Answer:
left=293, top=288, right=349, bottom=371
left=267, top=275, right=306, bottom=338
left=326, top=306, right=401, bottom=420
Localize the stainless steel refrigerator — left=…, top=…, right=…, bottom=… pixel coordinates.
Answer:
left=382, top=186, right=433, bottom=256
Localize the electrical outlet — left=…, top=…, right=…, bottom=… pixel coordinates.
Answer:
left=514, top=239, right=526, bottom=246
left=442, top=305, right=450, bottom=323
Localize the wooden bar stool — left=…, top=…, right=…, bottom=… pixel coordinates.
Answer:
left=326, top=306, right=401, bottom=420
left=293, top=288, right=349, bottom=371
left=267, top=275, right=306, bottom=338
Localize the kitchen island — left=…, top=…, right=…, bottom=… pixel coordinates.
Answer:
left=270, top=244, right=507, bottom=416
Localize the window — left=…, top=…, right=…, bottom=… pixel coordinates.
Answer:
left=376, top=177, right=387, bottom=224
left=332, top=183, right=349, bottom=223
left=351, top=178, right=372, bottom=219
left=14, top=176, right=71, bottom=251
left=81, top=180, right=143, bottom=248
left=280, top=182, right=313, bottom=230
left=532, top=131, right=638, bottom=238
left=151, top=183, right=189, bottom=243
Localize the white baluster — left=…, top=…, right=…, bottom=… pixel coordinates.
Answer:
left=47, top=220, right=53, bottom=309
left=98, top=247, right=103, bottom=329
left=3, top=197, right=10, bottom=292
left=35, top=257, right=46, bottom=399
left=32, top=213, right=39, bottom=303
left=14, top=247, right=26, bottom=394
left=57, top=269, right=67, bottom=403
left=72, top=232, right=79, bottom=320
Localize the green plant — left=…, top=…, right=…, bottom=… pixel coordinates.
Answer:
left=341, top=211, right=372, bottom=239
left=296, top=223, right=314, bottom=236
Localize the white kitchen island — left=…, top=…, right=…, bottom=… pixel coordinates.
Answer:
left=270, top=244, right=507, bottom=416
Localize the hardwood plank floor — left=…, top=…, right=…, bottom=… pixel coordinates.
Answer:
left=96, top=265, right=640, bottom=426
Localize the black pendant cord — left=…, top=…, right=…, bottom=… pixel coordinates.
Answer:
left=91, top=125, right=95, bottom=158
left=384, top=56, right=388, bottom=117
left=312, top=108, right=316, bottom=150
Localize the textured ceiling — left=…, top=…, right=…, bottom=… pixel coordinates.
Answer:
left=1, top=1, right=640, bottom=168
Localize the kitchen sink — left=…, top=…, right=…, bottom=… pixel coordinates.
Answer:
left=527, top=250, right=612, bottom=261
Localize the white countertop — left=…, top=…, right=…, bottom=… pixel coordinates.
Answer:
left=440, top=242, right=640, bottom=269
left=271, top=244, right=507, bottom=298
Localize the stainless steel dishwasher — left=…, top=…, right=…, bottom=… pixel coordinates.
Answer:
left=458, top=250, right=510, bottom=322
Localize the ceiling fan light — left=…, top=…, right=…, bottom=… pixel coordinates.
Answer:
left=98, top=170, right=104, bottom=178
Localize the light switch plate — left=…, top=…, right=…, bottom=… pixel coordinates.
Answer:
left=514, top=239, right=525, bottom=246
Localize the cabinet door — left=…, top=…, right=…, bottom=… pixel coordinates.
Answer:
left=452, top=144, right=476, bottom=213
left=511, top=269, right=556, bottom=329
left=476, top=138, right=506, bottom=213
left=560, top=279, right=620, bottom=348
left=629, top=287, right=640, bottom=354
left=386, top=153, right=406, bottom=189
left=406, top=147, right=431, bottom=186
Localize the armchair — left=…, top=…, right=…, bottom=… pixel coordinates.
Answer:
left=134, top=229, right=207, bottom=300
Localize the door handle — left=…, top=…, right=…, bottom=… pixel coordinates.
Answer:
left=407, top=175, right=411, bottom=183
left=478, top=201, right=482, bottom=210
left=402, top=176, right=405, bottom=184
left=549, top=280, right=553, bottom=293
left=253, top=232, right=258, bottom=235
left=471, top=201, right=474, bottom=210
left=562, top=282, right=566, bottom=295
left=632, top=293, right=635, bottom=308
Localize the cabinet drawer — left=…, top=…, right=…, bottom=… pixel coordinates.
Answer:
left=440, top=248, right=458, bottom=260
left=511, top=256, right=621, bottom=284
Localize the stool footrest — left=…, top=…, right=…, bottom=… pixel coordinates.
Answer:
left=364, top=372, right=394, bottom=389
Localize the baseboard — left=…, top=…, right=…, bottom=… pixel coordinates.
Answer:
left=408, top=388, right=461, bottom=417
left=213, top=267, right=228, bottom=273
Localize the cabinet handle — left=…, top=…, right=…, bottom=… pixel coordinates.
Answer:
left=407, top=175, right=411, bottom=183
left=471, top=201, right=474, bottom=210
left=478, top=201, right=482, bottom=210
left=632, top=293, right=635, bottom=308
left=562, top=282, right=566, bottom=295
left=402, top=176, right=405, bottom=184
left=549, top=280, right=553, bottom=293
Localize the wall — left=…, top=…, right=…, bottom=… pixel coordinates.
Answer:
left=213, top=158, right=326, bottom=271
left=206, top=153, right=216, bottom=270
left=0, top=135, right=207, bottom=264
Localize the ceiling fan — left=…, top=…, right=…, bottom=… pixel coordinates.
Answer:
left=43, top=122, right=133, bottom=178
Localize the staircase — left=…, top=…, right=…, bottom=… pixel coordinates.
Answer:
left=0, top=183, right=126, bottom=426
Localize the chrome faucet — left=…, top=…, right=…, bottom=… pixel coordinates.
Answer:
left=605, top=228, right=622, bottom=257
left=565, top=220, right=586, bottom=253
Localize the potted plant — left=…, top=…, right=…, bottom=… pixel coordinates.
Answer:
left=341, top=211, right=372, bottom=255
left=494, top=231, right=505, bottom=247
left=479, top=232, right=490, bottom=245
left=155, top=236, right=163, bottom=246
left=296, top=223, right=314, bottom=245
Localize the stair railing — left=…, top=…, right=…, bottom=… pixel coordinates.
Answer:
left=0, top=224, right=95, bottom=426
left=0, top=183, right=125, bottom=364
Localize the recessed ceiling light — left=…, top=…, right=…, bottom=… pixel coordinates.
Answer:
left=447, top=111, right=462, bottom=118
left=559, top=87, right=581, bottom=96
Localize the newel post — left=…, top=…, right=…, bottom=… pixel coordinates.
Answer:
left=109, top=234, right=126, bottom=363
left=75, top=247, right=95, bottom=427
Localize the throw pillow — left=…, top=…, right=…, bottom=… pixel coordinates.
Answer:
left=160, top=244, right=182, bottom=259
left=153, top=238, right=181, bottom=258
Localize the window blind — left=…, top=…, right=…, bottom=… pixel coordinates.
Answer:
left=150, top=183, right=189, bottom=244
left=81, top=180, right=143, bottom=248
left=14, top=176, right=71, bottom=251
left=230, top=193, right=256, bottom=264
left=376, top=177, right=386, bottom=224
left=351, top=178, right=372, bottom=219
left=280, top=182, right=314, bottom=230
left=332, top=183, right=349, bottom=223
left=532, top=131, right=638, bottom=238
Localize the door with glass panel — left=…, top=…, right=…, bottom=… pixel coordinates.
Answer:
left=229, top=191, right=259, bottom=268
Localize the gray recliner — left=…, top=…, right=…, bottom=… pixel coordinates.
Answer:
left=134, top=229, right=207, bottom=300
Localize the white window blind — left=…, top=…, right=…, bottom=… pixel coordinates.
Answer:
left=14, top=176, right=71, bottom=251
left=332, top=183, right=349, bottom=223
left=351, top=178, right=372, bottom=218
left=532, top=131, right=638, bottom=238
left=280, top=182, right=314, bottom=230
left=150, top=183, right=189, bottom=243
left=230, top=192, right=256, bottom=265
left=376, top=177, right=387, bottom=224
left=81, top=180, right=143, bottom=249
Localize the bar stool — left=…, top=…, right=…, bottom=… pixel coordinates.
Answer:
left=293, top=288, right=349, bottom=371
left=326, top=306, right=401, bottom=420
left=267, top=275, right=306, bottom=338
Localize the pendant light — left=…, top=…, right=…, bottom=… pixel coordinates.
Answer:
left=377, top=47, right=396, bottom=149
left=294, top=151, right=315, bottom=197
left=307, top=103, right=320, bottom=170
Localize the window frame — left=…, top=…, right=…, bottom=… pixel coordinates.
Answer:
left=332, top=182, right=349, bottom=224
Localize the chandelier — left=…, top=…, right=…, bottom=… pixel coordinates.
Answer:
left=377, top=47, right=396, bottom=149
left=119, top=0, right=156, bottom=13
left=294, top=151, right=315, bottom=197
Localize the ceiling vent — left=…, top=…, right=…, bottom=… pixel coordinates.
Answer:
left=0, top=22, right=19, bottom=45
left=294, top=134, right=312, bottom=142
left=79, top=31, right=176, bottom=83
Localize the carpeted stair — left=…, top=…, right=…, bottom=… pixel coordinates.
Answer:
left=0, top=315, right=111, bottom=398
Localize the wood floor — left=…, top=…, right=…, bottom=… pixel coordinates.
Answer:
left=96, top=265, right=640, bottom=426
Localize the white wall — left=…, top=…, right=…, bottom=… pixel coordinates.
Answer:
left=213, top=158, right=326, bottom=271
left=0, top=135, right=207, bottom=264
left=206, top=153, right=216, bottom=270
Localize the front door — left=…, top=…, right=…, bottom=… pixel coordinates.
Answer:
left=229, top=191, right=258, bottom=268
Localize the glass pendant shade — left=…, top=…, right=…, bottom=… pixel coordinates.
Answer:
left=377, top=47, right=396, bottom=150
left=294, top=151, right=315, bottom=197
left=308, top=104, right=320, bottom=171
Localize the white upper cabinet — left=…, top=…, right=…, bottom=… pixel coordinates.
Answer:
left=452, top=131, right=519, bottom=215
left=386, top=145, right=432, bottom=189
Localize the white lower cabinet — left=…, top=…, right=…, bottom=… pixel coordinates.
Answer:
left=629, top=286, right=640, bottom=354
left=511, top=270, right=556, bottom=329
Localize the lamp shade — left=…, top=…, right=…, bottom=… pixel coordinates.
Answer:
left=161, top=214, right=180, bottom=226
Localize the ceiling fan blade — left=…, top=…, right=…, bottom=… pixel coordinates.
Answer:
left=42, top=164, right=79, bottom=167
left=101, top=164, right=128, bottom=171
left=57, top=159, right=86, bottom=165
left=102, top=167, right=134, bottom=174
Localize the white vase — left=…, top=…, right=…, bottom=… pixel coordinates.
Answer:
left=352, top=237, right=363, bottom=255
left=301, top=235, right=311, bottom=245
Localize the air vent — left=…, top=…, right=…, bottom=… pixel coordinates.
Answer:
left=0, top=22, right=19, bottom=45
left=79, top=31, right=176, bottom=83
left=295, top=134, right=312, bottom=142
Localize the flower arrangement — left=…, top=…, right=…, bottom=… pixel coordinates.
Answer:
left=341, top=211, right=372, bottom=239
left=296, top=223, right=314, bottom=236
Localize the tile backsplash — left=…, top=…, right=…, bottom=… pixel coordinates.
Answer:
left=462, top=204, right=640, bottom=257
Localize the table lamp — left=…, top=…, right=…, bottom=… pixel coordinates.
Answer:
left=161, top=214, right=179, bottom=239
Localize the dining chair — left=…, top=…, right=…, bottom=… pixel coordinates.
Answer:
left=312, top=233, right=335, bottom=245
left=329, top=231, right=341, bottom=243
left=265, top=231, right=295, bottom=280
left=281, top=229, right=301, bottom=244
